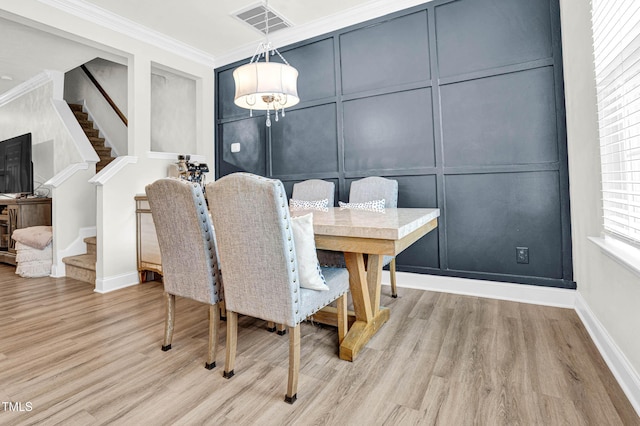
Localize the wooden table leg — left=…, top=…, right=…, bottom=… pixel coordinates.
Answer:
left=343, top=252, right=372, bottom=322
left=367, top=254, right=383, bottom=316
left=339, top=252, right=390, bottom=362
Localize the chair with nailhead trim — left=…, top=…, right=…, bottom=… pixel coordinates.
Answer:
left=290, top=179, right=345, bottom=281
left=206, top=173, right=350, bottom=404
left=145, top=178, right=223, bottom=370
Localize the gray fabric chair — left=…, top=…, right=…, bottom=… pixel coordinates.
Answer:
left=350, top=176, right=400, bottom=297
left=292, top=179, right=335, bottom=206
left=292, top=179, right=342, bottom=269
left=349, top=176, right=398, bottom=207
left=206, top=173, right=349, bottom=404
left=145, top=178, right=223, bottom=370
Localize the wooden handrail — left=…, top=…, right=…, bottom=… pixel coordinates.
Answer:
left=80, top=65, right=128, bottom=127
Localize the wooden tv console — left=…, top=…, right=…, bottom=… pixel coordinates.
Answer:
left=0, top=197, right=52, bottom=265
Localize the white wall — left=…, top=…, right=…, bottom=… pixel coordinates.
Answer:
left=94, top=156, right=173, bottom=292
left=64, top=59, right=128, bottom=156
left=0, top=73, right=99, bottom=275
left=84, top=57, right=128, bottom=112
left=150, top=66, right=197, bottom=154
left=0, top=0, right=215, bottom=289
left=51, top=165, right=96, bottom=273
left=559, top=0, right=640, bottom=381
left=0, top=80, right=82, bottom=179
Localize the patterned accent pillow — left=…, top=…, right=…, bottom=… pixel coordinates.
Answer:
left=338, top=199, right=386, bottom=212
left=289, top=198, right=329, bottom=211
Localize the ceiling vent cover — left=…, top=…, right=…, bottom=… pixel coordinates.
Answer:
left=232, top=3, right=291, bottom=35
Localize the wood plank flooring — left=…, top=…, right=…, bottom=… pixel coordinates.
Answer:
left=0, top=264, right=638, bottom=425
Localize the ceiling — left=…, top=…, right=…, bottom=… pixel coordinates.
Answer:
left=0, top=0, right=404, bottom=95
left=81, top=0, right=376, bottom=57
left=0, top=16, right=114, bottom=95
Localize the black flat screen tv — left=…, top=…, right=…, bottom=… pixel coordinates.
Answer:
left=0, top=133, right=33, bottom=195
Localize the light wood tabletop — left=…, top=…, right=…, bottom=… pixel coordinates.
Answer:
left=291, top=207, right=440, bottom=361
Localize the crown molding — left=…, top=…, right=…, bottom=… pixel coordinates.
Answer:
left=37, top=0, right=430, bottom=69
left=38, top=0, right=216, bottom=67
left=0, top=70, right=55, bottom=107
left=214, top=0, right=433, bottom=67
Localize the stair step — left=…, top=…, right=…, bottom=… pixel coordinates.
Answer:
left=63, top=253, right=96, bottom=270
left=97, top=158, right=115, bottom=167
left=84, top=236, right=96, bottom=255
left=96, top=158, right=115, bottom=173
left=89, top=137, right=105, bottom=147
left=73, top=111, right=89, bottom=121
left=67, top=102, right=115, bottom=175
left=84, top=128, right=99, bottom=138
left=95, top=147, right=112, bottom=157
left=63, top=254, right=96, bottom=285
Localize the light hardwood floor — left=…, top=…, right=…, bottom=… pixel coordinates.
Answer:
left=0, top=264, right=638, bottom=425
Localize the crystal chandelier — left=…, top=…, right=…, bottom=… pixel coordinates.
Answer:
left=232, top=1, right=299, bottom=127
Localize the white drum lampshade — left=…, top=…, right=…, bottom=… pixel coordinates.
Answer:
left=233, top=62, right=299, bottom=111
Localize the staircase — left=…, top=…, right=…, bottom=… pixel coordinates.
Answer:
left=63, top=237, right=97, bottom=284
left=68, top=103, right=115, bottom=172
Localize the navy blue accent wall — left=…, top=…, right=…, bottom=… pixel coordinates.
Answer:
left=214, top=0, right=574, bottom=289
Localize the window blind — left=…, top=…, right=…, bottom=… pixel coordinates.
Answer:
left=592, top=0, right=640, bottom=246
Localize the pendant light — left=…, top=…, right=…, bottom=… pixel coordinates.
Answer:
left=232, top=0, right=299, bottom=127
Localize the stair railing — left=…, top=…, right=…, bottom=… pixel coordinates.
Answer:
left=80, top=65, right=128, bottom=127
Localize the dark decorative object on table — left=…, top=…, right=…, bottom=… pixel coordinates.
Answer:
left=176, top=154, right=209, bottom=193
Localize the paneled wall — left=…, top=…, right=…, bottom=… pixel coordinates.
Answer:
left=215, top=0, right=573, bottom=289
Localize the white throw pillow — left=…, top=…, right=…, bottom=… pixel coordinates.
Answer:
left=338, top=199, right=385, bottom=212
left=289, top=198, right=329, bottom=211
left=291, top=213, right=329, bottom=291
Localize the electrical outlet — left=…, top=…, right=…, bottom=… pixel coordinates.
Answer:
left=516, top=247, right=529, bottom=264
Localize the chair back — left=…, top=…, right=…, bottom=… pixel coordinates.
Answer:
left=145, top=178, right=221, bottom=305
left=206, top=173, right=300, bottom=326
left=349, top=176, right=398, bottom=207
left=292, top=179, right=335, bottom=206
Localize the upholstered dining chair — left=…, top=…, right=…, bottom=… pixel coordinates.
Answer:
left=349, top=176, right=400, bottom=297
left=145, top=178, right=223, bottom=370
left=292, top=179, right=335, bottom=206
left=267, top=179, right=334, bottom=335
left=291, top=179, right=343, bottom=285
left=206, top=173, right=350, bottom=404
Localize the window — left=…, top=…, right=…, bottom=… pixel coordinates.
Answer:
left=592, top=0, right=640, bottom=247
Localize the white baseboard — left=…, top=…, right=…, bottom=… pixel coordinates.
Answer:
left=575, top=293, right=640, bottom=416
left=51, top=226, right=96, bottom=278
left=94, top=271, right=139, bottom=293
left=381, top=270, right=576, bottom=308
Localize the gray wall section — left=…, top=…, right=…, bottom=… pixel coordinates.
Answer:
left=343, top=89, right=435, bottom=172
left=270, top=104, right=339, bottom=176
left=215, top=0, right=573, bottom=289
left=340, top=11, right=431, bottom=94
left=440, top=67, right=559, bottom=167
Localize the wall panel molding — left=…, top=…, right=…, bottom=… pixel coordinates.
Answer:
left=215, top=0, right=572, bottom=289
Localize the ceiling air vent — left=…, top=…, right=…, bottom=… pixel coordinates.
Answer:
left=232, top=3, right=291, bottom=35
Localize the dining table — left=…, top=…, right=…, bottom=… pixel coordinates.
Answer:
left=290, top=206, right=440, bottom=361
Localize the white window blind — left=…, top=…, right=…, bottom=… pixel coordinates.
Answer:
left=592, top=0, right=640, bottom=246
